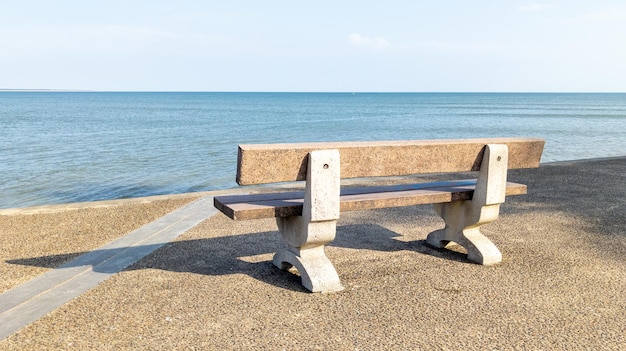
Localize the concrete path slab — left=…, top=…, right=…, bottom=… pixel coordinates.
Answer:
left=0, top=195, right=218, bottom=341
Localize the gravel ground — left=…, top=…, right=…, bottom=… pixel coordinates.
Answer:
left=1, top=157, right=624, bottom=350
left=0, top=196, right=202, bottom=293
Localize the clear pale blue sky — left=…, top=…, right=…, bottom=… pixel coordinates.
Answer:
left=2, top=1, right=625, bottom=92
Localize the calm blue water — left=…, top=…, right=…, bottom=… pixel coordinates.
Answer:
left=1, top=92, right=625, bottom=209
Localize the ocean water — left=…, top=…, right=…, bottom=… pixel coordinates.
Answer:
left=1, top=92, right=625, bottom=209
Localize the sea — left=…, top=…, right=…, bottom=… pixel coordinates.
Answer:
left=1, top=92, right=625, bottom=209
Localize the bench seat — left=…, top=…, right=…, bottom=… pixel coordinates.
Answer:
left=215, top=179, right=527, bottom=220
left=213, top=138, right=544, bottom=293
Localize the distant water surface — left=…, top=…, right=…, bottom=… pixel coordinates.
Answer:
left=1, top=92, right=625, bottom=209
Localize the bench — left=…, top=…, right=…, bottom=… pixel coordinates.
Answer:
left=214, top=138, right=545, bottom=293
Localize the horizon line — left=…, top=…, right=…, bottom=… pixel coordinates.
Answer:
left=2, top=89, right=626, bottom=94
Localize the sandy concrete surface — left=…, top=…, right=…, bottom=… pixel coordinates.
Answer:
left=0, top=196, right=202, bottom=293
left=1, top=157, right=625, bottom=350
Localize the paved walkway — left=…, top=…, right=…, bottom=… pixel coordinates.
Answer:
left=0, top=196, right=218, bottom=340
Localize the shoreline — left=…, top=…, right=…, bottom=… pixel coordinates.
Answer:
left=2, top=155, right=624, bottom=216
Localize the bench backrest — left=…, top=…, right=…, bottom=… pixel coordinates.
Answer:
left=236, top=137, right=545, bottom=185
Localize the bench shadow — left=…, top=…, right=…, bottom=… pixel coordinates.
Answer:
left=6, top=224, right=469, bottom=292
left=333, top=223, right=470, bottom=263
left=6, top=231, right=307, bottom=293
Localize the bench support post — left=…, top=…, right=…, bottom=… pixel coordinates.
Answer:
left=426, top=144, right=508, bottom=265
left=273, top=150, right=344, bottom=292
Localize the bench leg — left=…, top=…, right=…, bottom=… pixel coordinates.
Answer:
left=427, top=144, right=509, bottom=265
left=427, top=201, right=503, bottom=265
left=274, top=216, right=344, bottom=293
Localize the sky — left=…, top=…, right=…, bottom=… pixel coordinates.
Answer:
left=1, top=1, right=626, bottom=92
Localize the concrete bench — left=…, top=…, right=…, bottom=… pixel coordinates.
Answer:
left=214, top=138, right=545, bottom=292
